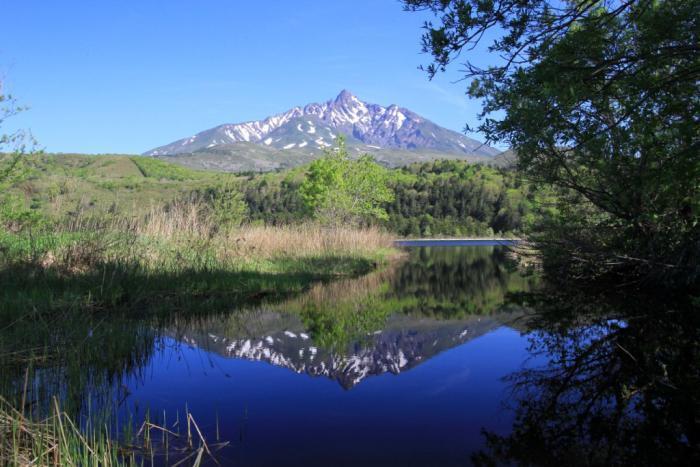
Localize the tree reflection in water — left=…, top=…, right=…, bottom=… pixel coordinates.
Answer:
left=474, top=290, right=700, bottom=466
left=6, top=245, right=697, bottom=464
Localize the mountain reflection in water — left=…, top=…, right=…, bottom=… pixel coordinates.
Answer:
left=3, top=245, right=694, bottom=465
left=170, top=246, right=535, bottom=389
left=178, top=312, right=508, bottom=389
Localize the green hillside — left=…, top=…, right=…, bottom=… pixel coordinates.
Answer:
left=153, top=142, right=502, bottom=173
left=4, top=152, right=533, bottom=238
left=4, top=153, right=231, bottom=219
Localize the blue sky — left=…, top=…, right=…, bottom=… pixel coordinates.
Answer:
left=1, top=1, right=494, bottom=154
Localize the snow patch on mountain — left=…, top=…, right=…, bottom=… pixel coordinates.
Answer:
left=144, top=90, right=499, bottom=157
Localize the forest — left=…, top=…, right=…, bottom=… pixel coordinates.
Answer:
left=242, top=159, right=535, bottom=237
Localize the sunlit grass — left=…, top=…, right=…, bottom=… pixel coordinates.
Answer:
left=0, top=198, right=397, bottom=314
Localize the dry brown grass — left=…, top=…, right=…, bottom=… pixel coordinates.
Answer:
left=115, top=199, right=392, bottom=259
left=223, top=224, right=394, bottom=260
left=134, top=201, right=395, bottom=259
left=24, top=200, right=396, bottom=275
left=137, top=200, right=213, bottom=239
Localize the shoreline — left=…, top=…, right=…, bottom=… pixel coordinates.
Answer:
left=395, top=238, right=522, bottom=242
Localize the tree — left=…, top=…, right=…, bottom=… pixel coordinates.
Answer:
left=209, top=181, right=248, bottom=233
left=404, top=0, right=700, bottom=287
left=0, top=81, right=34, bottom=189
left=183, top=180, right=248, bottom=233
left=1, top=81, right=40, bottom=233
left=300, top=136, right=395, bottom=226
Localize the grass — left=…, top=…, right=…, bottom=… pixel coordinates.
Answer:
left=0, top=149, right=399, bottom=300
left=2, top=153, right=229, bottom=222
left=1, top=396, right=122, bottom=466
left=0, top=202, right=396, bottom=314
left=0, top=394, right=228, bottom=466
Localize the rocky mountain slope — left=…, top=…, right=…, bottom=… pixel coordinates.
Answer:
left=144, top=90, right=500, bottom=172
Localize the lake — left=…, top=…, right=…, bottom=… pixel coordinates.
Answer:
left=2, top=243, right=696, bottom=465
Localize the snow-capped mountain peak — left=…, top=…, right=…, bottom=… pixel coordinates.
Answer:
left=144, top=90, right=499, bottom=157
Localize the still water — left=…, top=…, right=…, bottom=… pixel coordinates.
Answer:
left=116, top=244, right=539, bottom=465
left=4, top=244, right=697, bottom=465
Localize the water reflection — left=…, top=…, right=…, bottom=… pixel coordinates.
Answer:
left=0, top=246, right=531, bottom=407
left=474, top=290, right=700, bottom=466
left=0, top=307, right=157, bottom=415
left=172, top=246, right=535, bottom=388
left=2, top=245, right=695, bottom=464
left=177, top=311, right=508, bottom=389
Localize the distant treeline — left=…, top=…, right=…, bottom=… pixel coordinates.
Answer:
left=242, top=160, right=536, bottom=236
left=1, top=153, right=536, bottom=238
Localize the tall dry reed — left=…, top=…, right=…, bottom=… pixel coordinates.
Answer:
left=137, top=200, right=214, bottom=239
left=132, top=202, right=394, bottom=259
left=225, top=224, right=394, bottom=259
left=0, top=395, right=225, bottom=466
left=32, top=200, right=396, bottom=273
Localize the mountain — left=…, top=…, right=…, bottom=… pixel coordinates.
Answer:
left=492, top=148, right=518, bottom=168
left=151, top=143, right=503, bottom=173
left=144, top=90, right=500, bottom=171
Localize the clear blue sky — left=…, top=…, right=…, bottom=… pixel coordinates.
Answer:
left=1, top=0, right=494, bottom=154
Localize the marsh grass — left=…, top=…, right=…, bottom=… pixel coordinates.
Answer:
left=0, top=394, right=132, bottom=466
left=0, top=199, right=396, bottom=313
left=0, top=297, right=226, bottom=465
left=0, top=394, right=226, bottom=466
left=230, top=224, right=393, bottom=259
left=1, top=199, right=394, bottom=269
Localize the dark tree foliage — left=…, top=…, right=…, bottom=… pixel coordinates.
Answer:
left=473, top=290, right=700, bottom=465
left=241, top=160, right=534, bottom=236
left=404, top=0, right=700, bottom=287
left=243, top=175, right=308, bottom=226
left=386, top=160, right=534, bottom=236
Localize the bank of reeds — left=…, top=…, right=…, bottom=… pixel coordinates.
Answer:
left=3, top=199, right=394, bottom=270
left=0, top=395, right=126, bottom=466
left=137, top=200, right=394, bottom=259
left=228, top=224, right=393, bottom=259
left=0, top=395, right=225, bottom=466
left=0, top=199, right=397, bottom=313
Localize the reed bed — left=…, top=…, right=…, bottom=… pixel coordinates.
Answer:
left=224, top=224, right=394, bottom=259
left=1, top=197, right=398, bottom=316
left=0, top=395, right=226, bottom=466
left=1, top=196, right=397, bottom=277
left=0, top=396, right=125, bottom=466
left=136, top=200, right=395, bottom=260
left=137, top=200, right=213, bottom=240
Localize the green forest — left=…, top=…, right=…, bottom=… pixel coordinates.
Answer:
left=243, top=158, right=535, bottom=237
left=0, top=151, right=534, bottom=238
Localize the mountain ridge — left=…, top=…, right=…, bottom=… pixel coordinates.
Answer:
left=144, top=90, right=499, bottom=158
